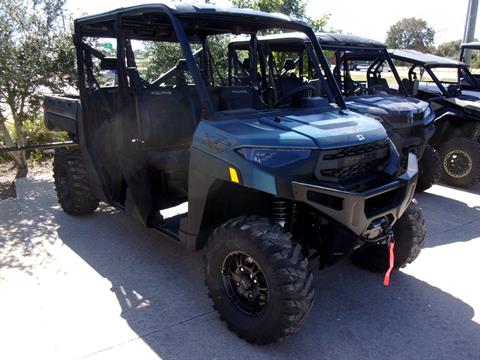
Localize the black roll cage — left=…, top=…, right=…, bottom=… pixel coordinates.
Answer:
left=73, top=4, right=347, bottom=119
left=324, top=46, right=407, bottom=97
left=460, top=42, right=480, bottom=63
left=408, top=63, right=480, bottom=97
left=229, top=35, right=408, bottom=98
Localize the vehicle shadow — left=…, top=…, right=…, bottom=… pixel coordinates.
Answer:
left=51, top=200, right=480, bottom=359
left=435, top=181, right=480, bottom=196
left=414, top=189, right=480, bottom=248
left=15, top=177, right=480, bottom=360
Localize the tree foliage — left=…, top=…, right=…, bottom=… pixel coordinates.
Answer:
left=436, top=39, right=462, bottom=59
left=436, top=39, right=480, bottom=68
left=0, top=0, right=74, bottom=176
left=231, top=0, right=331, bottom=32
left=142, top=0, right=332, bottom=84
left=386, top=17, right=435, bottom=51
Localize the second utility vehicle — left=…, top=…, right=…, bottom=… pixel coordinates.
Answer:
left=390, top=49, right=480, bottom=188
left=228, top=33, right=439, bottom=191
left=43, top=3, right=425, bottom=344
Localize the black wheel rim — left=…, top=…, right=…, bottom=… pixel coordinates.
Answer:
left=443, top=150, right=472, bottom=179
left=222, top=251, right=269, bottom=316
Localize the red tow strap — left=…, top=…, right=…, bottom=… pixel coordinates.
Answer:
left=383, top=240, right=395, bottom=287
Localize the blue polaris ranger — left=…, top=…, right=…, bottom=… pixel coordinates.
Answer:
left=43, top=3, right=425, bottom=344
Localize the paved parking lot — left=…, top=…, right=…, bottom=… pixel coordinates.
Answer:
left=0, top=172, right=479, bottom=360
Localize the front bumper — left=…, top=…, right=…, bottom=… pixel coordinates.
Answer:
left=292, top=153, right=418, bottom=236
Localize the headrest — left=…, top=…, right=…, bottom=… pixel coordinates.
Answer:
left=283, top=59, right=295, bottom=71
left=176, top=59, right=189, bottom=72
left=242, top=58, right=250, bottom=69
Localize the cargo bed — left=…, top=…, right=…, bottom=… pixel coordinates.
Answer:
left=43, top=94, right=80, bottom=136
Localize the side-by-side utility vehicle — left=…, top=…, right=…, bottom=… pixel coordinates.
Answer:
left=44, top=3, right=425, bottom=344
left=228, top=33, right=439, bottom=191
left=390, top=49, right=480, bottom=188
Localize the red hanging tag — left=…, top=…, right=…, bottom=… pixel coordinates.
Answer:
left=383, top=240, right=395, bottom=286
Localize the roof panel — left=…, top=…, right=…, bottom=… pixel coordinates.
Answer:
left=75, top=2, right=305, bottom=29
left=229, top=32, right=385, bottom=51
left=315, top=33, right=386, bottom=48
left=461, top=42, right=480, bottom=50
left=388, top=49, right=465, bottom=67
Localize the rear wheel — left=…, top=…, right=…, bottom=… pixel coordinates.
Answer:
left=205, top=216, right=314, bottom=344
left=439, top=137, right=480, bottom=188
left=416, top=145, right=441, bottom=192
left=53, top=148, right=99, bottom=215
left=351, top=201, right=426, bottom=272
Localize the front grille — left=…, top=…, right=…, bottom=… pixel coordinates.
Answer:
left=316, top=140, right=389, bottom=184
left=323, top=141, right=388, bottom=160
left=320, top=158, right=386, bottom=182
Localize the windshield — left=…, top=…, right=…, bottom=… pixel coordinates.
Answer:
left=322, top=46, right=404, bottom=97
left=229, top=37, right=405, bottom=101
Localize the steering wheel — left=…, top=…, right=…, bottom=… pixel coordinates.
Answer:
left=259, top=86, right=275, bottom=107
left=274, top=84, right=316, bottom=107
left=351, top=83, right=365, bottom=96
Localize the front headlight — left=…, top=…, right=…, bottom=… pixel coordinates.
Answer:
left=237, top=148, right=312, bottom=168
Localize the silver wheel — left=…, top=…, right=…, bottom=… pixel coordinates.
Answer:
left=443, top=149, right=473, bottom=179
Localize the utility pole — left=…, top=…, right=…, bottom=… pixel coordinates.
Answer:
left=463, top=0, right=479, bottom=64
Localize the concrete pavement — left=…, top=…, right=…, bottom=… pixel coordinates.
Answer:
left=0, top=172, right=479, bottom=360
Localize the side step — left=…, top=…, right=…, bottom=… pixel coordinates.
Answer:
left=153, top=202, right=189, bottom=243
left=154, top=213, right=185, bottom=241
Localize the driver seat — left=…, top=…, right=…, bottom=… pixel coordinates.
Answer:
left=368, top=74, right=389, bottom=92
left=275, top=58, right=304, bottom=101
left=343, top=74, right=357, bottom=96
left=402, top=78, right=419, bottom=96
left=175, top=59, right=189, bottom=88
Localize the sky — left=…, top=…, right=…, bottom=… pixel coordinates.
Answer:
left=65, top=0, right=476, bottom=46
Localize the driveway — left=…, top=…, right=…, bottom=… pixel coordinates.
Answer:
left=0, top=172, right=479, bottom=360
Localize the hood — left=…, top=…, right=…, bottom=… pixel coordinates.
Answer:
left=195, top=109, right=388, bottom=153
left=445, top=93, right=480, bottom=110
left=346, top=94, right=431, bottom=128
left=261, top=110, right=387, bottom=149
left=202, top=109, right=387, bottom=151
left=441, top=94, right=480, bottom=120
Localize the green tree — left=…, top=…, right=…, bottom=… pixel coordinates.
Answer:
left=0, top=0, right=74, bottom=177
left=436, top=39, right=462, bottom=59
left=386, top=17, right=435, bottom=51
left=436, top=39, right=480, bottom=68
left=232, top=0, right=331, bottom=31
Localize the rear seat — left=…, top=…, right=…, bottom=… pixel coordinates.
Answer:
left=208, top=86, right=261, bottom=112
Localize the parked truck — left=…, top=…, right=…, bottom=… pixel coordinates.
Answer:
left=44, top=3, right=425, bottom=344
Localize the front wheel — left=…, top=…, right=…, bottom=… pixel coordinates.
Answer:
left=439, top=137, right=480, bottom=188
left=351, top=201, right=426, bottom=272
left=205, top=216, right=314, bottom=344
